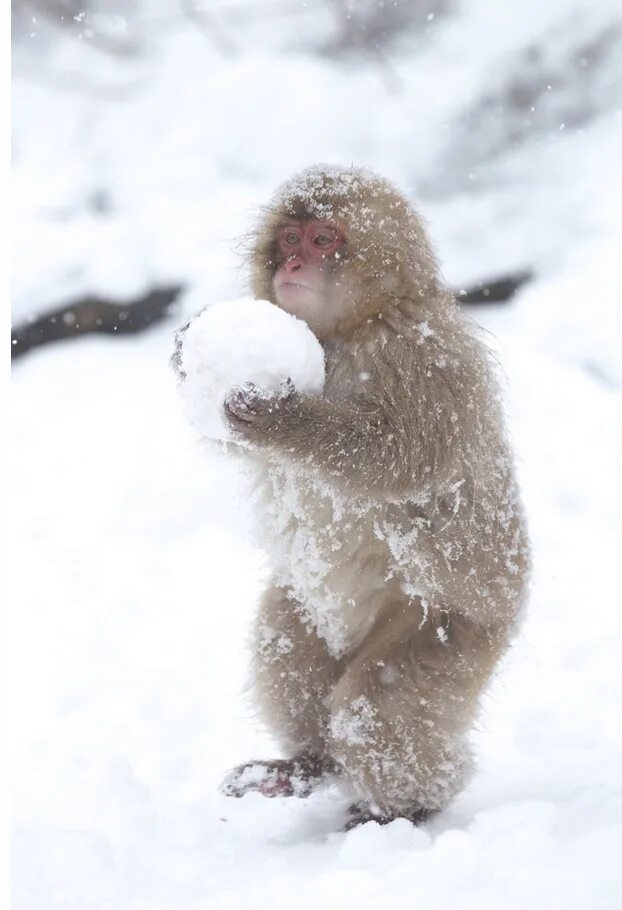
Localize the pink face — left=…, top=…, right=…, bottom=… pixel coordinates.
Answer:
left=272, top=220, right=345, bottom=323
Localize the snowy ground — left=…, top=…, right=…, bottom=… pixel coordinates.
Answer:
left=10, top=2, right=622, bottom=907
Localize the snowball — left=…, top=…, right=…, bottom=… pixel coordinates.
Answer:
left=177, top=297, right=326, bottom=441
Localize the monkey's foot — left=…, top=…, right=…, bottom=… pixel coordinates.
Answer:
left=343, top=803, right=431, bottom=831
left=220, top=755, right=337, bottom=799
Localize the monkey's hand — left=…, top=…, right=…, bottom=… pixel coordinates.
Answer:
left=223, top=379, right=300, bottom=440
left=220, top=755, right=337, bottom=799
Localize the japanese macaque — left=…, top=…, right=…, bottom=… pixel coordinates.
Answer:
left=211, top=165, right=529, bottom=827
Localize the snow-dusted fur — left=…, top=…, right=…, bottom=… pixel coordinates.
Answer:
left=233, top=165, right=530, bottom=818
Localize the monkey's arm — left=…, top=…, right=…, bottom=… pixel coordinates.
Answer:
left=225, top=338, right=485, bottom=497
left=227, top=386, right=403, bottom=493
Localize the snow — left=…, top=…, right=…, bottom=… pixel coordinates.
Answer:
left=175, top=297, right=325, bottom=441
left=10, top=1, right=622, bottom=908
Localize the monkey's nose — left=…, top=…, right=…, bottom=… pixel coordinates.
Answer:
left=284, top=257, right=302, bottom=273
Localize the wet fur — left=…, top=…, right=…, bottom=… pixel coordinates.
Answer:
left=223, top=166, right=530, bottom=819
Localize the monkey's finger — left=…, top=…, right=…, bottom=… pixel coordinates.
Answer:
left=279, top=377, right=297, bottom=399
left=223, top=387, right=261, bottom=424
left=223, top=397, right=253, bottom=424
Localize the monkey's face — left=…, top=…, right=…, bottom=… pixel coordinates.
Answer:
left=272, top=219, right=348, bottom=338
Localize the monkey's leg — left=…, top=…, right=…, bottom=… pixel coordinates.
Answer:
left=328, top=601, right=506, bottom=826
left=221, top=585, right=343, bottom=798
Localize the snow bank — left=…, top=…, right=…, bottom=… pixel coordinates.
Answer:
left=176, top=298, right=325, bottom=440
left=10, top=0, right=622, bottom=907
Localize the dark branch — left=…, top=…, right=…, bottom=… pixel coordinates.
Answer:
left=456, top=269, right=533, bottom=305
left=11, top=285, right=184, bottom=360
left=10, top=268, right=533, bottom=362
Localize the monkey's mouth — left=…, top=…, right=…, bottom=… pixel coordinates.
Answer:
left=276, top=280, right=316, bottom=291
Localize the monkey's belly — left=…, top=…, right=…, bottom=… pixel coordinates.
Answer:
left=250, top=460, right=527, bottom=647
left=253, top=462, right=401, bottom=656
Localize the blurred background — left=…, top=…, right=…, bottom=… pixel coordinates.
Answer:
left=12, top=0, right=622, bottom=343
left=10, top=3, right=622, bottom=909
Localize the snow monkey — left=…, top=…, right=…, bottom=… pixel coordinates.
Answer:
left=219, top=165, right=530, bottom=827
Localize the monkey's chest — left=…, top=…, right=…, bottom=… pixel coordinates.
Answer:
left=253, top=463, right=390, bottom=656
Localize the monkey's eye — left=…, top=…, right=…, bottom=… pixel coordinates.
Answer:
left=314, top=232, right=335, bottom=247
left=284, top=231, right=300, bottom=245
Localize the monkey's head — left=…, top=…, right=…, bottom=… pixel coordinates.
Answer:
left=249, top=165, right=443, bottom=341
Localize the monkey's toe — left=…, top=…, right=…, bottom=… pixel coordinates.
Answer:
left=220, top=755, right=337, bottom=799
left=343, top=803, right=431, bottom=831
left=220, top=762, right=297, bottom=798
